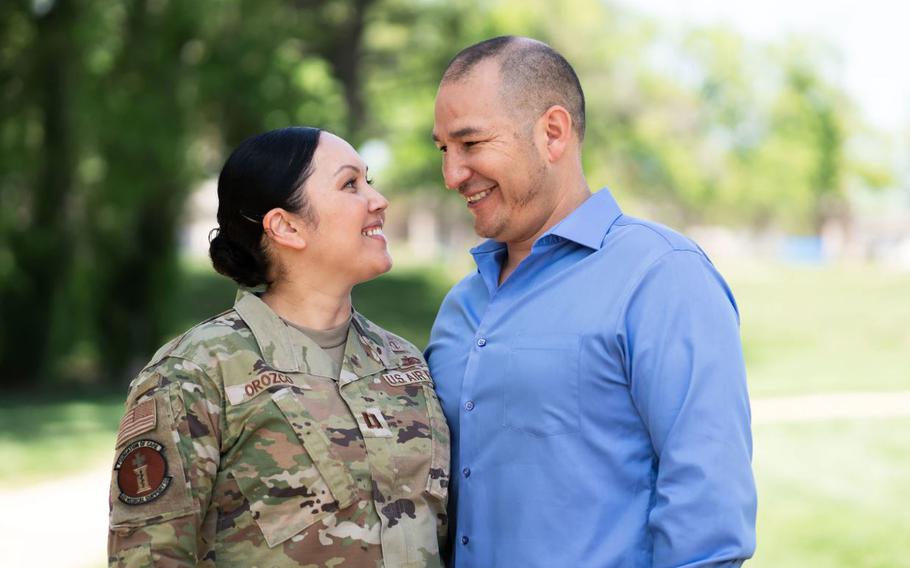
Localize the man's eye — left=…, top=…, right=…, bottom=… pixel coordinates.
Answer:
left=464, top=141, right=479, bottom=149
left=438, top=145, right=447, bottom=153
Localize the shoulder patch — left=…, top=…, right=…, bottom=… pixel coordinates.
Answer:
left=114, top=439, right=172, bottom=505
left=109, top=386, right=195, bottom=527
left=115, top=399, right=157, bottom=448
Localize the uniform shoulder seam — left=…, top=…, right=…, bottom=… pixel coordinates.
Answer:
left=144, top=308, right=242, bottom=370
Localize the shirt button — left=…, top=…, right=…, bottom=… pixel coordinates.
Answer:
left=463, top=467, right=471, bottom=478
left=476, top=337, right=486, bottom=347
left=462, top=536, right=470, bottom=545
left=464, top=400, right=475, bottom=411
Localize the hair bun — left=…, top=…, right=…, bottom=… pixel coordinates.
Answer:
left=209, top=229, right=267, bottom=288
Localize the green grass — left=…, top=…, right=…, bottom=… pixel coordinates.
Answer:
left=721, top=262, right=910, bottom=397
left=0, top=394, right=123, bottom=487
left=751, top=418, right=910, bottom=567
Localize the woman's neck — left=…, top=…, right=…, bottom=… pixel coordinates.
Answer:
left=261, top=279, right=352, bottom=331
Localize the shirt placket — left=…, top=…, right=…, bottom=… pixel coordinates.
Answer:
left=338, top=328, right=418, bottom=566
left=455, top=242, right=565, bottom=563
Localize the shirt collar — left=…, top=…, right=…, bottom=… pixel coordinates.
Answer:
left=469, top=186, right=624, bottom=261
left=234, top=289, right=302, bottom=372
left=233, top=289, right=389, bottom=379
left=547, top=187, right=623, bottom=250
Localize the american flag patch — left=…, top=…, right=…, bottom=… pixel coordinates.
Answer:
left=116, top=399, right=157, bottom=448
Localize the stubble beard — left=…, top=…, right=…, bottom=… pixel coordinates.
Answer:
left=475, top=160, right=548, bottom=242
left=475, top=184, right=545, bottom=241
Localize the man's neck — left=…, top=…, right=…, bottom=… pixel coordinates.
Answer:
left=499, top=182, right=591, bottom=285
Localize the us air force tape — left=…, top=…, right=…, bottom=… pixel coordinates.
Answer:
left=382, top=366, right=431, bottom=386
left=114, top=439, right=172, bottom=505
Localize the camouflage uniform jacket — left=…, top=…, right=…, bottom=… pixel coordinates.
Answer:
left=108, top=290, right=450, bottom=567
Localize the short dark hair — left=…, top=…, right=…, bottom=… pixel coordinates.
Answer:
left=442, top=36, right=586, bottom=140
left=209, top=126, right=321, bottom=288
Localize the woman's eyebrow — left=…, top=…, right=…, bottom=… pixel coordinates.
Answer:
left=333, top=164, right=363, bottom=176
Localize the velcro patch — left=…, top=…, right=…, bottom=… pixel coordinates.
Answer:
left=357, top=407, right=393, bottom=438
left=387, top=337, right=408, bottom=353
left=382, top=366, right=432, bottom=387
left=226, top=371, right=310, bottom=405
left=114, top=439, right=172, bottom=505
left=115, top=399, right=157, bottom=448
left=398, top=355, right=424, bottom=368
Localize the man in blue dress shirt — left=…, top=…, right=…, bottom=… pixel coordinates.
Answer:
left=426, top=36, right=757, bottom=567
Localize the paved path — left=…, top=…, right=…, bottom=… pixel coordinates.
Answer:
left=2, top=390, right=909, bottom=567
left=0, top=463, right=109, bottom=568
left=751, top=390, right=910, bottom=424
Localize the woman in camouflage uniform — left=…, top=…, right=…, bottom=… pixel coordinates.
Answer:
left=108, top=127, right=450, bottom=567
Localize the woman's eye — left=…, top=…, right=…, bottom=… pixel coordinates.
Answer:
left=343, top=178, right=357, bottom=190
left=366, top=177, right=375, bottom=186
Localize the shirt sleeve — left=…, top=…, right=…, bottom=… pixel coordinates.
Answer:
left=621, top=250, right=757, bottom=567
left=108, top=358, right=223, bottom=567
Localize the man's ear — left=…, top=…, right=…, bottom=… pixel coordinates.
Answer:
left=262, top=208, right=307, bottom=251
left=538, top=104, right=572, bottom=163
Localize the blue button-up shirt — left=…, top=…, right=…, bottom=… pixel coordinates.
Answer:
left=426, top=188, right=756, bottom=568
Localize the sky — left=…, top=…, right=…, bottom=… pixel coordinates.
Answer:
left=616, top=0, right=910, bottom=136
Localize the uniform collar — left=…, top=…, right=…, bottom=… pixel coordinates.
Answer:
left=233, top=290, right=390, bottom=381
left=340, top=313, right=392, bottom=385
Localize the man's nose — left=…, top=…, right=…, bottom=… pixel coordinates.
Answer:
left=442, top=153, right=471, bottom=191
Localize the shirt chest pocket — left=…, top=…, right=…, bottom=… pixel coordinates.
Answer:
left=504, top=334, right=581, bottom=437
left=229, top=388, right=358, bottom=548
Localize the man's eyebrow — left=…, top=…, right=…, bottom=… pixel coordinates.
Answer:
left=432, top=127, right=485, bottom=143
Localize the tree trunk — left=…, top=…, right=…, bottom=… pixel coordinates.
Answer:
left=0, top=0, right=77, bottom=387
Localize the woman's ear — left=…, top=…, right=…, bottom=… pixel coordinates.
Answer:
left=262, top=208, right=307, bottom=251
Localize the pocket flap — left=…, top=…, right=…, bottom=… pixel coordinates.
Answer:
left=271, top=389, right=357, bottom=509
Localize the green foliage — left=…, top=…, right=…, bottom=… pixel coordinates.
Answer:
left=352, top=266, right=454, bottom=349
left=0, top=0, right=895, bottom=388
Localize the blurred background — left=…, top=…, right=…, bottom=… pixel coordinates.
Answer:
left=1, top=0, right=908, bottom=566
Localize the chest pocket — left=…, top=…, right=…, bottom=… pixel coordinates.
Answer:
left=504, top=333, right=581, bottom=436
left=229, top=387, right=357, bottom=548
left=367, top=366, right=450, bottom=502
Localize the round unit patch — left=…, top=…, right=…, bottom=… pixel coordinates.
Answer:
left=114, top=439, right=172, bottom=505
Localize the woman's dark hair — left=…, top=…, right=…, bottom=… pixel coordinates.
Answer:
left=209, top=126, right=321, bottom=288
